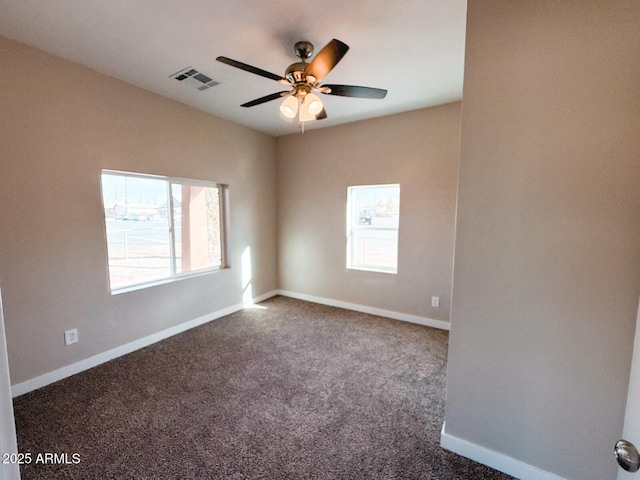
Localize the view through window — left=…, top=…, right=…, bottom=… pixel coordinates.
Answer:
left=346, top=184, right=400, bottom=274
left=101, top=171, right=227, bottom=291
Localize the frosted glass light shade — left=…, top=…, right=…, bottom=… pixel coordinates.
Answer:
left=279, top=95, right=298, bottom=118
left=305, top=93, right=323, bottom=115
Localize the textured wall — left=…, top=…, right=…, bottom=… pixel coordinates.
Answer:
left=444, top=2, right=640, bottom=479
left=276, top=104, right=461, bottom=323
left=0, top=36, right=278, bottom=384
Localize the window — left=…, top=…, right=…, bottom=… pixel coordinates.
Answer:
left=346, top=184, right=400, bottom=274
left=100, top=170, right=228, bottom=292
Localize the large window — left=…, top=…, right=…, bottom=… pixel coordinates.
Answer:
left=100, top=170, right=228, bottom=292
left=346, top=184, right=400, bottom=274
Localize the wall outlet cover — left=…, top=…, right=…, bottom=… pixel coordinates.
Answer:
left=64, top=329, right=78, bottom=346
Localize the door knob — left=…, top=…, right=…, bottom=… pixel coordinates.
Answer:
left=616, top=439, right=640, bottom=472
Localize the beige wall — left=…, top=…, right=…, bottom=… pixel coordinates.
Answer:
left=276, top=104, right=460, bottom=323
left=0, top=36, right=278, bottom=385
left=444, top=2, right=640, bottom=479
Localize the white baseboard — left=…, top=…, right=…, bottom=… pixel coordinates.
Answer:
left=440, top=423, right=566, bottom=480
left=276, top=290, right=450, bottom=331
left=11, top=290, right=279, bottom=397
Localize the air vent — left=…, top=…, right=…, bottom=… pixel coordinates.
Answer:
left=170, top=67, right=219, bottom=91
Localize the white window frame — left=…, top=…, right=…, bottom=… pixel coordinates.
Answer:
left=346, top=183, right=400, bottom=274
left=100, top=170, right=229, bottom=294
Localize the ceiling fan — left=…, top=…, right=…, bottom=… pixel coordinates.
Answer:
left=216, top=39, right=387, bottom=128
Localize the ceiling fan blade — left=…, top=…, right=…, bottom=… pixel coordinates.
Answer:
left=305, top=39, right=349, bottom=82
left=322, top=84, right=387, bottom=99
left=216, top=56, right=290, bottom=84
left=240, top=91, right=290, bottom=108
left=315, top=108, right=328, bottom=120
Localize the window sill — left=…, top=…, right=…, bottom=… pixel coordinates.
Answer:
left=347, top=265, right=397, bottom=275
left=110, top=267, right=227, bottom=295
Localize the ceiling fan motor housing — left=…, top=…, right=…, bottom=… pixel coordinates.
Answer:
left=286, top=41, right=317, bottom=84
left=285, top=62, right=310, bottom=84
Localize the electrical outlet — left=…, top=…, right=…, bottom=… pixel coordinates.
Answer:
left=64, top=328, right=78, bottom=346
left=431, top=296, right=440, bottom=308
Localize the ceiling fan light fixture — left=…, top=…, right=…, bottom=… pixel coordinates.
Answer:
left=279, top=95, right=298, bottom=118
left=298, top=93, right=324, bottom=123
left=305, top=93, right=323, bottom=115
left=298, top=107, right=315, bottom=122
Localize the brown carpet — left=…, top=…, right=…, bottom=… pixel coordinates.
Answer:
left=13, top=296, right=514, bottom=479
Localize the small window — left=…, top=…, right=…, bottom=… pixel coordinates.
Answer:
left=346, top=184, right=400, bottom=274
left=101, top=170, right=228, bottom=292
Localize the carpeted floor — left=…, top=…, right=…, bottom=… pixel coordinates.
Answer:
left=13, top=296, right=514, bottom=479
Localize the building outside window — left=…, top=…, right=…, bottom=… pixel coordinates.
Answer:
left=346, top=184, right=400, bottom=274
left=100, top=170, right=228, bottom=292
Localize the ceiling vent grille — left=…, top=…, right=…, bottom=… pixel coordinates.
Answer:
left=170, top=67, right=219, bottom=91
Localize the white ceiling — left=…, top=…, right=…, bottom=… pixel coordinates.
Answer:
left=0, top=0, right=467, bottom=137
